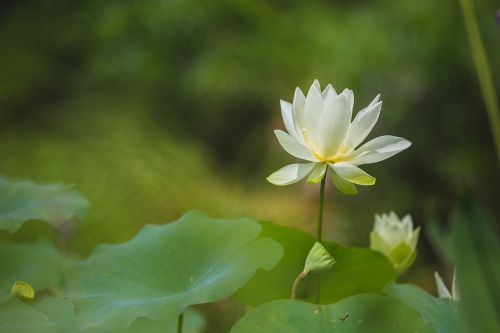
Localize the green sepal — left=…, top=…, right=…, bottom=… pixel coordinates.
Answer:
left=330, top=170, right=358, bottom=195
left=307, top=164, right=327, bottom=184
left=388, top=242, right=417, bottom=275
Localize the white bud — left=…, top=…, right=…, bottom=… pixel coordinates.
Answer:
left=370, top=212, right=420, bottom=274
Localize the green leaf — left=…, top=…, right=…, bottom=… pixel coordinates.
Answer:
left=67, top=210, right=283, bottom=331
left=383, top=283, right=458, bottom=333
left=0, top=240, right=73, bottom=294
left=235, top=221, right=396, bottom=305
left=0, top=177, right=89, bottom=233
left=84, top=308, right=205, bottom=333
left=0, top=296, right=204, bottom=333
left=33, top=297, right=80, bottom=333
left=116, top=309, right=204, bottom=333
left=451, top=204, right=500, bottom=333
left=0, top=298, right=58, bottom=333
left=230, top=294, right=435, bottom=333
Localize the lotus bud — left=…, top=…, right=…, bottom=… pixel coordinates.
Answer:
left=370, top=212, right=420, bottom=274
left=304, top=242, right=336, bottom=274
left=291, top=242, right=336, bottom=299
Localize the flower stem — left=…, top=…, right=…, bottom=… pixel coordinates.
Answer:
left=177, top=312, right=184, bottom=333
left=316, top=169, right=327, bottom=304
left=291, top=271, right=308, bottom=299
left=316, top=169, right=327, bottom=243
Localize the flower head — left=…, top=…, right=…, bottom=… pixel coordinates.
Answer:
left=370, top=212, right=420, bottom=274
left=267, top=80, right=411, bottom=194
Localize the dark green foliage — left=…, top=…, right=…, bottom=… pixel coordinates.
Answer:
left=236, top=221, right=396, bottom=305
left=452, top=204, right=500, bottom=333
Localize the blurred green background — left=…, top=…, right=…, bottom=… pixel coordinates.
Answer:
left=0, top=0, right=498, bottom=292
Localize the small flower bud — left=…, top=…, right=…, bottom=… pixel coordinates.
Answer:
left=303, top=242, right=336, bottom=274
left=370, top=212, right=420, bottom=274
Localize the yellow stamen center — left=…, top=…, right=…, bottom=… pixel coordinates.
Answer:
left=302, top=128, right=352, bottom=163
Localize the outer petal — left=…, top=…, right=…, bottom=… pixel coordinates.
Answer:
left=307, top=163, right=327, bottom=183
left=389, top=242, right=416, bottom=274
left=351, top=135, right=412, bottom=165
left=280, top=100, right=299, bottom=140
left=370, top=230, right=391, bottom=254
left=318, top=94, right=351, bottom=159
left=451, top=271, right=459, bottom=300
left=292, top=87, right=306, bottom=144
left=374, top=214, right=385, bottom=231
left=408, top=226, right=420, bottom=250
left=267, top=163, right=316, bottom=186
left=401, top=214, right=413, bottom=234
left=274, top=130, right=317, bottom=162
left=329, top=162, right=376, bottom=185
left=434, top=271, right=452, bottom=299
left=369, top=93, right=381, bottom=107
left=343, top=101, right=382, bottom=151
left=330, top=170, right=358, bottom=195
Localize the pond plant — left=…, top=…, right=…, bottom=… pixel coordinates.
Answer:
left=0, top=80, right=498, bottom=333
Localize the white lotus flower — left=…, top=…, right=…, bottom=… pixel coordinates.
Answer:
left=434, top=271, right=459, bottom=300
left=267, top=80, right=411, bottom=194
left=370, top=212, right=420, bottom=274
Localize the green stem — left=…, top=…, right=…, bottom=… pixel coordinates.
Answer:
left=177, top=312, right=184, bottom=333
left=458, top=0, right=500, bottom=164
left=316, top=169, right=327, bottom=242
left=290, top=271, right=308, bottom=300
left=316, top=168, right=327, bottom=304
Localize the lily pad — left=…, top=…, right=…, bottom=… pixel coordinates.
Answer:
left=117, top=309, right=204, bottom=333
left=0, top=177, right=89, bottom=233
left=84, top=308, right=205, bottom=333
left=67, top=210, right=283, bottom=331
left=383, top=283, right=458, bottom=333
left=235, top=221, right=396, bottom=305
left=36, top=297, right=204, bottom=333
left=0, top=298, right=58, bottom=333
left=230, top=294, right=435, bottom=333
left=0, top=295, right=204, bottom=333
left=33, top=297, right=80, bottom=333
left=0, top=240, right=73, bottom=294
